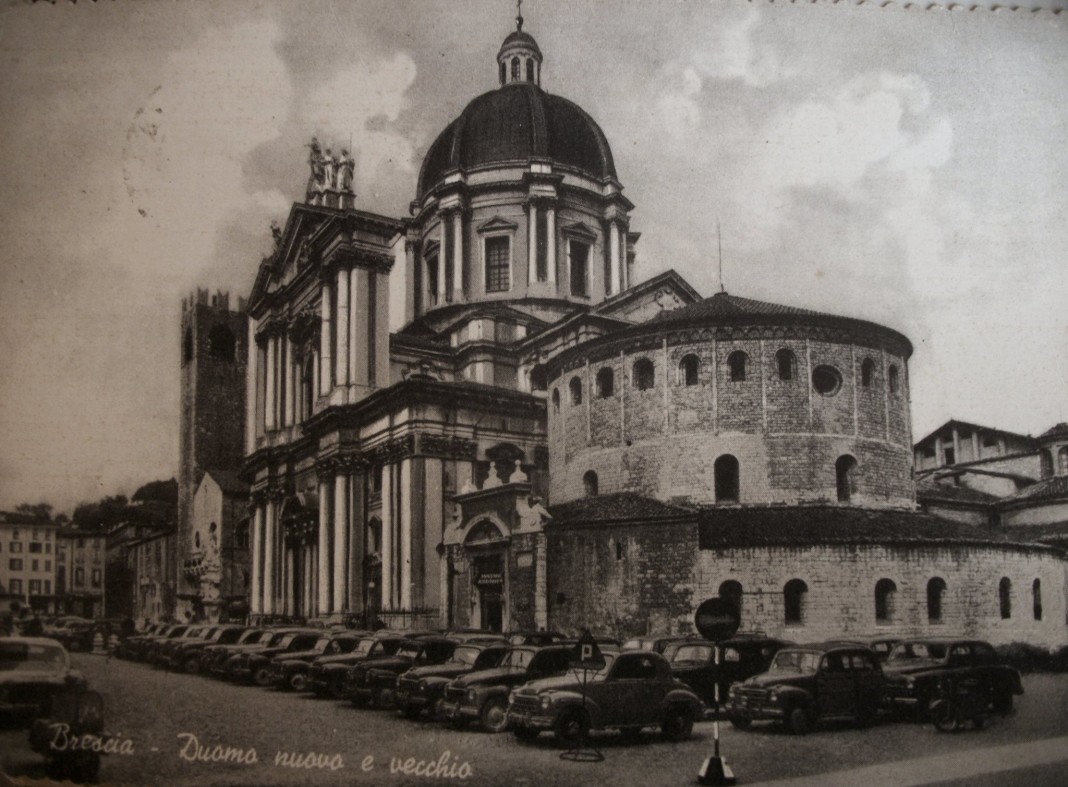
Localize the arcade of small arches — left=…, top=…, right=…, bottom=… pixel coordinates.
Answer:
left=713, top=574, right=1047, bottom=628
left=550, top=350, right=904, bottom=408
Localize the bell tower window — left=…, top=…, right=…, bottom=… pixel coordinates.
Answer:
left=526, top=59, right=535, bottom=82
left=511, top=57, right=520, bottom=81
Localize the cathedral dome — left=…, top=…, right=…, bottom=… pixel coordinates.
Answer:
left=416, top=21, right=617, bottom=202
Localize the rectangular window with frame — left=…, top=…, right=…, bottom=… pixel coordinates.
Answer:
left=92, top=569, right=102, bottom=588
left=10, top=558, right=22, bottom=571
left=10, top=579, right=21, bottom=594
left=11, top=541, right=21, bottom=553
left=29, top=580, right=41, bottom=595
left=485, top=236, right=510, bottom=293
left=29, top=542, right=42, bottom=553
left=569, top=240, right=589, bottom=297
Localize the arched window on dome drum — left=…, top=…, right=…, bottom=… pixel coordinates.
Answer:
left=529, top=365, right=547, bottom=392
left=714, top=455, right=739, bottom=503
left=861, top=357, right=875, bottom=388
left=511, top=57, right=520, bottom=81
left=569, top=377, right=583, bottom=406
left=596, top=367, right=614, bottom=398
left=551, top=388, right=560, bottom=413
left=1033, top=578, right=1042, bottom=621
left=727, top=351, right=748, bottom=382
left=888, top=364, right=900, bottom=395
left=776, top=349, right=797, bottom=381
left=784, top=579, right=807, bottom=625
left=679, top=354, right=700, bottom=386
left=526, top=59, right=535, bottom=82
left=836, top=455, right=858, bottom=502
left=875, top=578, right=897, bottom=623
left=999, top=577, right=1012, bottom=619
left=633, top=358, right=655, bottom=391
left=927, top=577, right=946, bottom=623
left=719, top=580, right=743, bottom=620
left=583, top=470, right=599, bottom=497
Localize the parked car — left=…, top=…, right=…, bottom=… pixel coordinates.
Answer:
left=726, top=643, right=885, bottom=734
left=621, top=635, right=705, bottom=653
left=395, top=641, right=511, bottom=719
left=306, top=634, right=416, bottom=698
left=236, top=629, right=323, bottom=685
left=204, top=628, right=272, bottom=676
left=122, top=623, right=187, bottom=662
left=268, top=631, right=368, bottom=691
left=347, top=637, right=462, bottom=708
left=881, top=638, right=1023, bottom=718
left=664, top=635, right=793, bottom=709
left=506, top=631, right=568, bottom=647
left=169, top=625, right=248, bottom=674
left=440, top=645, right=575, bottom=732
left=507, top=650, right=704, bottom=744
left=0, top=637, right=86, bottom=724
left=823, top=637, right=900, bottom=663
left=155, top=626, right=217, bottom=669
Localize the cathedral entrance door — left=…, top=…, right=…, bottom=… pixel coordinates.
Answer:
left=473, top=553, right=505, bottom=633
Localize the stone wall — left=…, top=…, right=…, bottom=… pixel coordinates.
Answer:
left=547, top=520, right=1068, bottom=649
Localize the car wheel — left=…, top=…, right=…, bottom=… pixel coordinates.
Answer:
left=993, top=690, right=1013, bottom=715
left=290, top=674, right=307, bottom=692
left=787, top=706, right=813, bottom=736
left=931, top=702, right=960, bottom=733
left=402, top=705, right=422, bottom=720
left=254, top=667, right=273, bottom=687
left=554, top=708, right=590, bottom=747
left=185, top=658, right=200, bottom=675
left=376, top=687, right=396, bottom=710
left=661, top=706, right=694, bottom=742
left=513, top=725, right=539, bottom=742
left=479, top=697, right=509, bottom=733
left=329, top=680, right=347, bottom=700
left=728, top=715, right=751, bottom=730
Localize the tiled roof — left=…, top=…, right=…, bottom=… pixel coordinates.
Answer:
left=548, top=493, right=695, bottom=524
left=915, top=480, right=1000, bottom=505
left=999, top=523, right=1068, bottom=547
left=696, top=505, right=1052, bottom=550
left=648, top=291, right=834, bottom=325
left=1008, top=475, right=1068, bottom=502
left=1039, top=422, right=1068, bottom=439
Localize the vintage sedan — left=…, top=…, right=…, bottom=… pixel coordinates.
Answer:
left=268, top=631, right=367, bottom=691
left=507, top=650, right=704, bottom=744
left=0, top=637, right=86, bottom=724
left=726, top=643, right=885, bottom=734
left=347, top=637, right=463, bottom=708
left=306, top=634, right=412, bottom=698
left=396, top=641, right=510, bottom=719
left=440, top=645, right=575, bottom=732
left=219, top=628, right=308, bottom=682
left=204, top=628, right=272, bottom=676
left=239, top=629, right=323, bottom=686
left=169, top=625, right=248, bottom=674
left=882, top=638, right=1023, bottom=717
left=664, top=635, right=793, bottom=709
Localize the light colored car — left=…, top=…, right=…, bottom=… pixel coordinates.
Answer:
left=0, top=637, right=85, bottom=723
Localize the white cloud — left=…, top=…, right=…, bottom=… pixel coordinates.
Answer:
left=303, top=52, right=419, bottom=191
left=692, top=9, right=792, bottom=88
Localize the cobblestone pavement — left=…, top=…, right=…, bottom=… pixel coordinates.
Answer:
left=2, top=654, right=1067, bottom=786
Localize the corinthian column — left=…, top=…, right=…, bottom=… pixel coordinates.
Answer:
left=319, top=283, right=332, bottom=396
left=317, top=478, right=331, bottom=617
left=263, top=497, right=276, bottom=615
left=332, top=470, right=349, bottom=614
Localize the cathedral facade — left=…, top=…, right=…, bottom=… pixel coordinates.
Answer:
left=238, top=20, right=1068, bottom=646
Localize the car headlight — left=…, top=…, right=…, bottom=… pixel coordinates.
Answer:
left=466, top=689, right=476, bottom=703
left=905, top=678, right=915, bottom=689
left=768, top=690, right=778, bottom=703
left=418, top=679, right=428, bottom=691
left=540, top=694, right=551, bottom=710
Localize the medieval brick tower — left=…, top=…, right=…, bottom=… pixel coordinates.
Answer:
left=178, top=289, right=248, bottom=621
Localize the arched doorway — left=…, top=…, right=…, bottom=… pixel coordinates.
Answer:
left=464, top=519, right=509, bottom=632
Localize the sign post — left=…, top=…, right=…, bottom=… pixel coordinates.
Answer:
left=560, top=629, right=606, bottom=763
left=695, top=597, right=739, bottom=787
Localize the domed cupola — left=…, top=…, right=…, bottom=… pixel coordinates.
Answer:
left=497, top=12, right=542, bottom=86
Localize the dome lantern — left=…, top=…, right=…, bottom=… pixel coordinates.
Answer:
left=497, top=7, right=542, bottom=87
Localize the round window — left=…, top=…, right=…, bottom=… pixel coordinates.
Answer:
left=812, top=365, right=842, bottom=396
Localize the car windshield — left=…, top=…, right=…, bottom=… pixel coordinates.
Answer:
left=888, top=642, right=947, bottom=662
left=0, top=642, right=68, bottom=671
left=267, top=633, right=289, bottom=647
left=353, top=639, right=374, bottom=657
left=397, top=645, right=422, bottom=660
left=448, top=647, right=480, bottom=666
left=501, top=648, right=538, bottom=669
left=325, top=638, right=355, bottom=655
left=770, top=651, right=821, bottom=674
left=668, top=644, right=712, bottom=663
left=312, top=637, right=331, bottom=652
left=239, top=630, right=265, bottom=645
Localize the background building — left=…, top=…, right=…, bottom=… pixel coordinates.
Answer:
left=55, top=527, right=105, bottom=618
left=0, top=512, right=58, bottom=614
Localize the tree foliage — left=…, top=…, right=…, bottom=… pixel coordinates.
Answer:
left=15, top=502, right=53, bottom=521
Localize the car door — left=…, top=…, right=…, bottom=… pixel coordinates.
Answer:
left=815, top=652, right=853, bottom=717
left=848, top=651, right=883, bottom=716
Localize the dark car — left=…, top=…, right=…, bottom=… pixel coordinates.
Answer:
left=169, top=625, right=248, bottom=674
left=664, top=636, right=793, bottom=709
left=138, top=624, right=191, bottom=663
left=621, top=635, right=705, bottom=653
left=0, top=637, right=86, bottom=724
left=881, top=638, right=1023, bottom=717
left=824, top=637, right=900, bottom=663
left=726, top=644, right=885, bottom=734
left=506, top=631, right=568, bottom=647
left=205, top=628, right=273, bottom=676
left=219, top=628, right=307, bottom=682
left=306, top=634, right=414, bottom=698
left=237, top=629, right=323, bottom=686
left=156, top=626, right=218, bottom=669
left=395, top=641, right=510, bottom=720
left=507, top=650, right=704, bottom=744
left=122, top=623, right=187, bottom=662
left=347, top=637, right=462, bottom=708
left=440, top=645, right=574, bottom=732
left=268, top=631, right=368, bottom=692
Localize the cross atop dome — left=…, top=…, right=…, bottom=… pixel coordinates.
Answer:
left=497, top=2, right=542, bottom=87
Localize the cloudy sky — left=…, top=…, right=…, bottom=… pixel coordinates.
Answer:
left=1, top=0, right=1065, bottom=514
